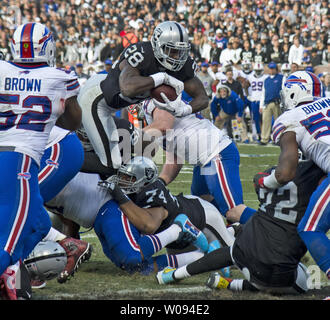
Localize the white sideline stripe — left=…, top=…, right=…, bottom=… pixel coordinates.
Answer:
left=116, top=286, right=212, bottom=295
left=179, top=164, right=273, bottom=172
left=52, top=286, right=212, bottom=299
left=236, top=142, right=279, bottom=148
left=240, top=153, right=279, bottom=157
left=172, top=179, right=264, bottom=182
left=80, top=234, right=97, bottom=239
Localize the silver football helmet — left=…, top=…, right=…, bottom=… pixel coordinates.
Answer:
left=109, top=156, right=158, bottom=194
left=151, top=21, right=190, bottom=72
left=24, top=241, right=67, bottom=281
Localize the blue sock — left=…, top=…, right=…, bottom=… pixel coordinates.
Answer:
left=240, top=207, right=257, bottom=224
left=299, top=231, right=330, bottom=274
left=138, top=234, right=162, bottom=259
left=154, top=254, right=178, bottom=271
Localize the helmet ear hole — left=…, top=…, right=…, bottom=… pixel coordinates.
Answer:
left=290, top=93, right=295, bottom=99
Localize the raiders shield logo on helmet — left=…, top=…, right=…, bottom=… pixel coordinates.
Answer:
left=145, top=167, right=155, bottom=180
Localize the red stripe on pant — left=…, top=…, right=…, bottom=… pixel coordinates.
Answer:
left=5, top=155, right=31, bottom=255
left=215, top=157, right=235, bottom=209
left=305, top=186, right=330, bottom=232
left=38, top=143, right=59, bottom=183
left=122, top=213, right=140, bottom=251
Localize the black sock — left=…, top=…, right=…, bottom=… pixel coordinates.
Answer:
left=186, top=246, right=233, bottom=276
left=242, top=280, right=259, bottom=292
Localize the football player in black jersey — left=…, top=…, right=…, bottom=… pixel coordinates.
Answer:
left=78, top=21, right=208, bottom=171
left=93, top=156, right=234, bottom=275
left=156, top=160, right=326, bottom=295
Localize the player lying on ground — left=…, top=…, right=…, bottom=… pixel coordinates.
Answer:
left=45, top=156, right=234, bottom=275
left=156, top=160, right=326, bottom=295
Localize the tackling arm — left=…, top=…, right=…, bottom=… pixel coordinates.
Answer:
left=256, top=131, right=299, bottom=189
left=119, top=202, right=168, bottom=235
left=56, top=96, right=82, bottom=131
left=143, top=107, right=175, bottom=137
left=159, top=151, right=183, bottom=186
left=275, top=131, right=299, bottom=184
left=184, top=76, right=209, bottom=113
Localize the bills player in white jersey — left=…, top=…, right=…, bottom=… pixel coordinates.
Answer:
left=245, top=63, right=268, bottom=141
left=0, top=22, right=81, bottom=291
left=44, top=157, right=234, bottom=276
left=255, top=71, right=330, bottom=280
left=142, top=97, right=257, bottom=223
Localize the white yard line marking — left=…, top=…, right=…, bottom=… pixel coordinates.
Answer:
left=116, top=286, right=212, bottom=295
left=240, top=153, right=279, bottom=157
left=80, top=234, right=97, bottom=239
left=52, top=286, right=212, bottom=299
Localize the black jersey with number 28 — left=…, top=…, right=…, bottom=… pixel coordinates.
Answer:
left=100, top=41, right=197, bottom=109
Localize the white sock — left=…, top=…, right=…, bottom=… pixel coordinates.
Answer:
left=173, top=265, right=191, bottom=280
left=228, top=279, right=244, bottom=291
left=43, top=227, right=67, bottom=242
left=174, top=250, right=204, bottom=267
left=155, top=224, right=181, bottom=247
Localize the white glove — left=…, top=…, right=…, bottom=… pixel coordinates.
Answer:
left=153, top=92, right=192, bottom=117
left=150, top=73, right=184, bottom=96
left=163, top=74, right=184, bottom=96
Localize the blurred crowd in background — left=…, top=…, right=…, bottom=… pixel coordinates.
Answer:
left=0, top=0, right=329, bottom=73
left=0, top=0, right=329, bottom=143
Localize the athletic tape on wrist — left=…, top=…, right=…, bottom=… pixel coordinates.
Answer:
left=263, top=170, right=282, bottom=189
left=150, top=73, right=165, bottom=88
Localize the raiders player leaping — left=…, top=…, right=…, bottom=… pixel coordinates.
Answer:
left=77, top=21, right=208, bottom=171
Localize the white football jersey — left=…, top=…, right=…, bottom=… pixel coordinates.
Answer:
left=144, top=100, right=232, bottom=166
left=46, top=125, right=70, bottom=149
left=246, top=73, right=267, bottom=101
left=46, top=172, right=112, bottom=228
left=0, top=61, right=79, bottom=164
left=272, top=97, right=330, bottom=173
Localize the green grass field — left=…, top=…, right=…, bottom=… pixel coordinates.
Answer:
left=33, top=143, right=330, bottom=301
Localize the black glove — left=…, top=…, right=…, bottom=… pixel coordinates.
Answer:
left=98, top=180, right=130, bottom=205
